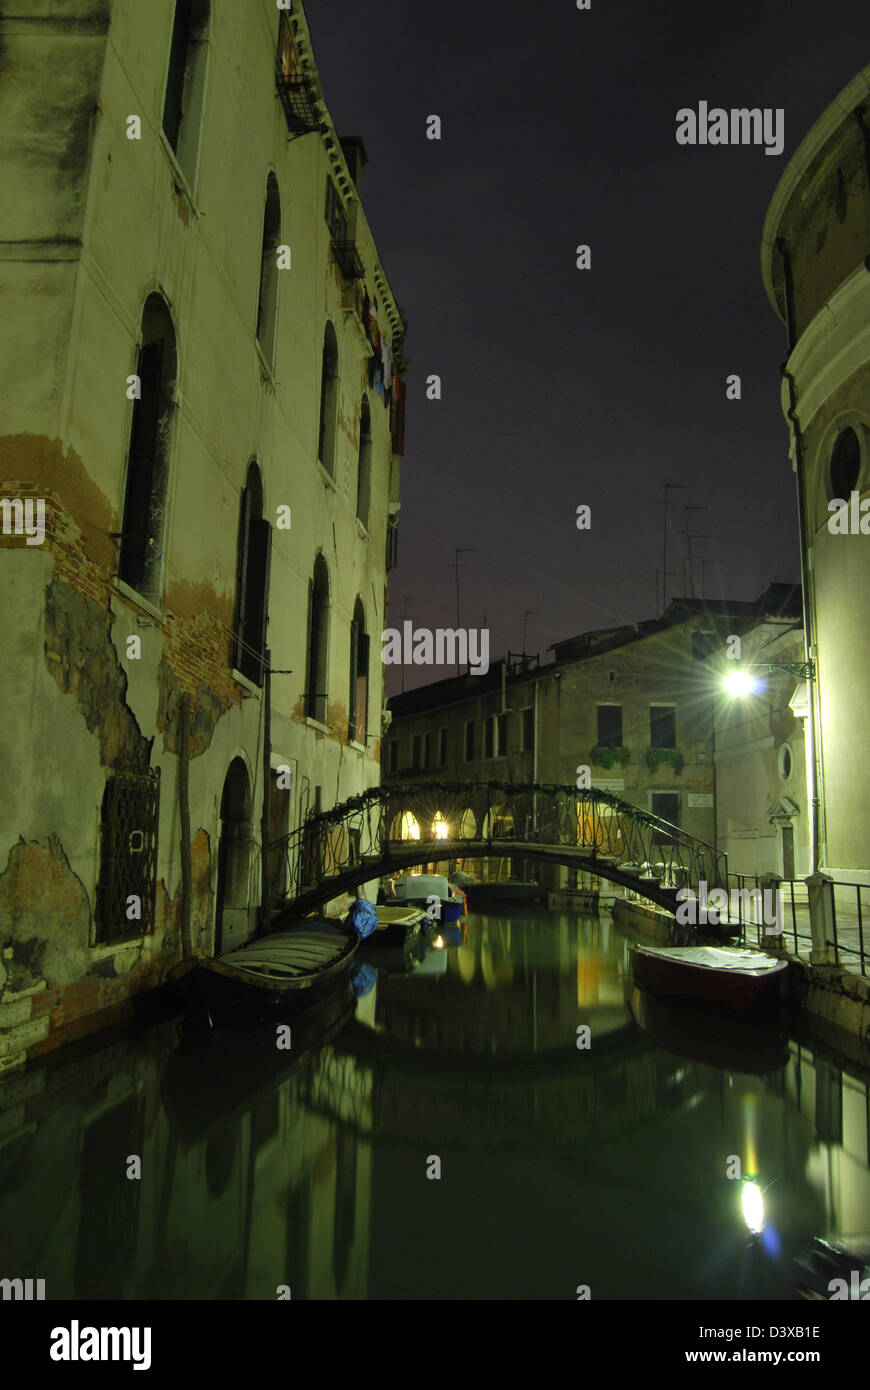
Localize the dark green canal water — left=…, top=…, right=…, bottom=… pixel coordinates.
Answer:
left=1, top=911, right=868, bottom=1299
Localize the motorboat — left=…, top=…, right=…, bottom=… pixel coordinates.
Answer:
left=361, top=903, right=428, bottom=948
left=464, top=880, right=546, bottom=908
left=388, top=874, right=467, bottom=923
left=170, top=921, right=359, bottom=1028
left=628, top=943, right=788, bottom=1011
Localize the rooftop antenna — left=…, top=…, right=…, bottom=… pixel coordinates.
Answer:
left=655, top=483, right=689, bottom=615
left=683, top=505, right=710, bottom=599
left=448, top=547, right=476, bottom=676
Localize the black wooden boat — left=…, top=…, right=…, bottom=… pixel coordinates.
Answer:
left=171, top=921, right=359, bottom=1028
left=794, top=1235, right=870, bottom=1299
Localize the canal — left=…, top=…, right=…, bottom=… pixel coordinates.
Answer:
left=1, top=909, right=868, bottom=1300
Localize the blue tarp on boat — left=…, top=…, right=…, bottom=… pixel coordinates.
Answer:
left=346, top=898, right=379, bottom=939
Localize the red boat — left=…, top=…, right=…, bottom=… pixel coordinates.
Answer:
left=629, top=944, right=788, bottom=1011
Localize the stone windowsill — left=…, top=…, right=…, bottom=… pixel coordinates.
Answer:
left=232, top=668, right=263, bottom=698
left=254, top=338, right=277, bottom=387
left=89, top=941, right=143, bottom=962
left=113, top=579, right=164, bottom=623
left=316, top=460, right=337, bottom=490
left=306, top=716, right=330, bottom=736
left=157, top=131, right=200, bottom=217
left=355, top=518, right=370, bottom=541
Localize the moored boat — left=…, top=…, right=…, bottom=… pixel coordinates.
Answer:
left=794, top=1235, right=870, bottom=1299
left=464, top=880, right=546, bottom=908
left=389, top=874, right=467, bottom=923
left=628, top=943, right=788, bottom=1011
left=171, top=921, right=359, bottom=1028
left=361, top=903, right=428, bottom=948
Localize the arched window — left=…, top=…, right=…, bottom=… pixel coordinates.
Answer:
left=256, top=173, right=281, bottom=366
left=317, top=322, right=339, bottom=476
left=119, top=294, right=177, bottom=598
left=348, top=598, right=369, bottom=745
left=829, top=425, right=861, bottom=501
left=356, top=395, right=372, bottom=528
left=307, top=555, right=329, bottom=722
left=232, top=462, right=271, bottom=685
left=162, top=0, right=210, bottom=188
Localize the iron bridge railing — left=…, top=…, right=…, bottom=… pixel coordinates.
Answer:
left=268, top=780, right=726, bottom=911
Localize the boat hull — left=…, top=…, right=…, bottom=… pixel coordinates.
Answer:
left=629, top=944, right=788, bottom=1011
left=174, top=922, right=359, bottom=1028
left=465, top=881, right=546, bottom=907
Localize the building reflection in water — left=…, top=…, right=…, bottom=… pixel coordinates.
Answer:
left=0, top=912, right=867, bottom=1299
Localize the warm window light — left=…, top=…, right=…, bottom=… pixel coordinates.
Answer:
left=722, top=669, right=757, bottom=698
left=400, top=812, right=420, bottom=840
left=432, top=813, right=449, bottom=840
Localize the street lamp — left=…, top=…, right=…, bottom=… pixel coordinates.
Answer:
left=719, top=659, right=819, bottom=874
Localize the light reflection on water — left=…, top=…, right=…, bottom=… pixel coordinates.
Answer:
left=0, top=910, right=868, bottom=1300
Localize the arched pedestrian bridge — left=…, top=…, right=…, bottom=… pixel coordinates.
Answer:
left=268, top=780, right=726, bottom=920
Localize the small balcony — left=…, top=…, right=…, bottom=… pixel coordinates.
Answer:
left=276, top=75, right=320, bottom=138
left=331, top=240, right=365, bottom=281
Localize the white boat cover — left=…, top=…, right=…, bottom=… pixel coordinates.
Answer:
left=634, top=945, right=786, bottom=975
left=393, top=875, right=450, bottom=900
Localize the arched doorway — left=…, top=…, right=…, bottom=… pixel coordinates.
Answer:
left=215, top=757, right=253, bottom=954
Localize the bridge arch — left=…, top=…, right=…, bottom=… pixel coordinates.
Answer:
left=267, top=780, right=725, bottom=922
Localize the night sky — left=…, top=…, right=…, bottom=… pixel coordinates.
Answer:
left=305, top=0, right=868, bottom=691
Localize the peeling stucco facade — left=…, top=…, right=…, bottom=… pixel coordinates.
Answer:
left=0, top=0, right=405, bottom=1064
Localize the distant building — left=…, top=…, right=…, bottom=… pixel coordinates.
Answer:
left=385, top=587, right=800, bottom=890
left=761, top=62, right=870, bottom=879
left=0, top=0, right=406, bottom=1064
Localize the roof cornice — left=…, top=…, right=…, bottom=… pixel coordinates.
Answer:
left=761, top=64, right=870, bottom=321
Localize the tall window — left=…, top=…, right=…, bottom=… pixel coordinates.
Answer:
left=162, top=0, right=210, bottom=188
left=438, top=729, right=447, bottom=767
left=412, top=734, right=421, bottom=770
left=306, top=555, right=329, bottom=722
left=232, top=462, right=271, bottom=685
left=650, top=705, right=676, bottom=749
left=356, top=396, right=372, bottom=528
left=423, top=732, right=431, bottom=769
left=464, top=720, right=475, bottom=761
left=387, top=740, right=397, bottom=774
left=317, top=322, right=339, bottom=476
left=485, top=718, right=494, bottom=759
left=496, top=713, right=507, bottom=756
left=119, top=295, right=177, bottom=598
left=348, top=598, right=369, bottom=744
left=521, top=707, right=533, bottom=751
left=256, top=173, right=281, bottom=367
left=597, top=705, right=623, bottom=747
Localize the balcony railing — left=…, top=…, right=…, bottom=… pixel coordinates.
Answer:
left=331, top=240, right=366, bottom=281
left=276, top=76, right=320, bottom=137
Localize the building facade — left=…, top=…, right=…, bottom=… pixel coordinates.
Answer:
left=384, top=589, right=800, bottom=889
left=761, top=63, right=870, bottom=879
left=0, top=0, right=406, bottom=1065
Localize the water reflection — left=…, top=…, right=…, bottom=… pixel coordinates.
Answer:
left=0, top=910, right=868, bottom=1299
